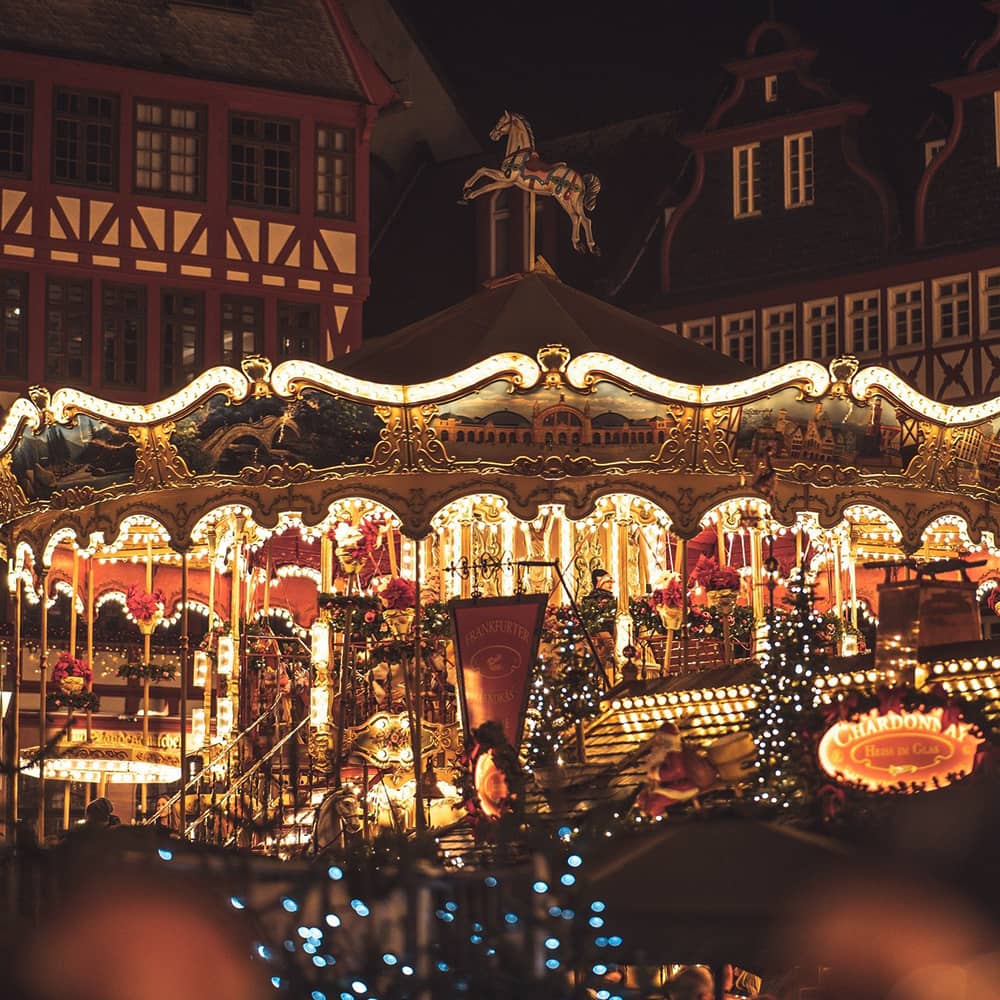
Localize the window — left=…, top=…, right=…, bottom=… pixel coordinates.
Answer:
left=221, top=296, right=263, bottom=365
left=278, top=301, right=320, bottom=361
left=846, top=292, right=881, bottom=355
left=316, top=125, right=353, bottom=218
left=53, top=89, right=117, bottom=188
left=764, top=306, right=796, bottom=366
left=489, top=189, right=512, bottom=278
left=981, top=270, right=1000, bottom=336
left=889, top=284, right=923, bottom=348
left=783, top=131, right=814, bottom=208
left=135, top=100, right=205, bottom=197
left=0, top=271, right=27, bottom=377
left=805, top=299, right=838, bottom=359
left=723, top=312, right=756, bottom=366
left=732, top=143, right=761, bottom=218
left=0, top=82, right=31, bottom=178
left=229, top=113, right=297, bottom=209
left=683, top=319, right=716, bottom=350
left=46, top=278, right=90, bottom=381
left=765, top=75, right=778, bottom=103
left=933, top=276, right=971, bottom=341
left=924, top=139, right=945, bottom=166
left=161, top=289, right=203, bottom=389
left=102, top=283, right=145, bottom=387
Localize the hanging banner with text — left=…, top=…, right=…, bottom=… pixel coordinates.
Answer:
left=450, top=593, right=549, bottom=749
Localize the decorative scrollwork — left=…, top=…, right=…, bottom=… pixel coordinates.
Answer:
left=370, top=405, right=407, bottom=471
left=0, top=453, right=27, bottom=520
left=130, top=423, right=191, bottom=489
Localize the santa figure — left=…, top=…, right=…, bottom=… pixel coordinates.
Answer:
left=636, top=721, right=719, bottom=818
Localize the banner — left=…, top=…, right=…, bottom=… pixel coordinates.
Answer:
left=449, top=594, right=548, bottom=748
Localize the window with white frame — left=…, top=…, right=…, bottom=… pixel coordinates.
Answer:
left=783, top=131, right=814, bottom=208
left=723, top=312, right=756, bottom=366
left=889, top=284, right=923, bottom=348
left=765, top=75, right=778, bottom=103
left=804, top=299, right=837, bottom=359
left=933, top=275, right=971, bottom=341
left=981, top=269, right=1000, bottom=335
left=732, top=143, right=761, bottom=218
left=683, top=318, right=716, bottom=350
left=846, top=292, right=881, bottom=355
left=924, top=139, right=945, bottom=166
left=764, top=305, right=795, bottom=366
left=489, top=189, right=511, bottom=278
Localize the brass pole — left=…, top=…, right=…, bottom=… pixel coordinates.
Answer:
left=86, top=552, right=94, bottom=741
left=412, top=537, right=425, bottom=833
left=179, top=549, right=189, bottom=834
left=8, top=576, right=21, bottom=841
left=38, top=569, right=49, bottom=841
left=69, top=549, right=79, bottom=658
left=205, top=528, right=216, bottom=730
left=141, top=538, right=152, bottom=817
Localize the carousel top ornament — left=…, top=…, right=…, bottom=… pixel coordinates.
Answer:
left=462, top=110, right=602, bottom=255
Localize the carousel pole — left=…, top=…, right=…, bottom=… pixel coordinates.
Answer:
left=38, top=568, right=48, bottom=841
left=680, top=538, right=690, bottom=672
left=8, top=575, right=21, bottom=841
left=63, top=547, right=79, bottom=831
left=69, top=548, right=79, bottom=658
left=205, top=527, right=217, bottom=734
left=142, top=536, right=153, bottom=748
left=86, top=551, right=94, bottom=741
left=412, top=538, right=425, bottom=833
left=179, top=549, right=189, bottom=834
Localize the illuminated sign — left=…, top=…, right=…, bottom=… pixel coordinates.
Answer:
left=818, top=707, right=981, bottom=791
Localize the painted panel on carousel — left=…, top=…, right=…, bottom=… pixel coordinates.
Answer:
left=732, top=387, right=920, bottom=475
left=428, top=380, right=679, bottom=466
left=173, top=390, right=385, bottom=476
left=12, top=413, right=136, bottom=501
left=940, top=418, right=1000, bottom=490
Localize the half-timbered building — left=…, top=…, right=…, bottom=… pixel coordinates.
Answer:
left=0, top=0, right=394, bottom=406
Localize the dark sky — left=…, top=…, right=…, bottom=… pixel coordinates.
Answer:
left=393, top=0, right=994, bottom=139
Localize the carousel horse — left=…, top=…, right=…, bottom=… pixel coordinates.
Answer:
left=311, top=787, right=364, bottom=855
left=462, top=110, right=601, bottom=254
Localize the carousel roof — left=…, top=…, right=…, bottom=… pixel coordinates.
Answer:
left=331, top=270, right=752, bottom=385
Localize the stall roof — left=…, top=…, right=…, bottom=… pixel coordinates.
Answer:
left=334, top=270, right=753, bottom=385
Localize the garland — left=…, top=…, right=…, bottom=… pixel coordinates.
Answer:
left=46, top=690, right=100, bottom=713
left=459, top=721, right=525, bottom=842
left=116, top=661, right=177, bottom=682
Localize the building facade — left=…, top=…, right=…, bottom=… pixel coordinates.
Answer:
left=0, top=0, right=394, bottom=406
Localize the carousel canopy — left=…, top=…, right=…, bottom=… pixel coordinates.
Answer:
left=330, top=270, right=752, bottom=384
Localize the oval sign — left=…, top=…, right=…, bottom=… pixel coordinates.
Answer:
left=818, top=707, right=981, bottom=792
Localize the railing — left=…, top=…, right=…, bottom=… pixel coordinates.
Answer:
left=143, top=694, right=285, bottom=830
left=184, top=714, right=315, bottom=853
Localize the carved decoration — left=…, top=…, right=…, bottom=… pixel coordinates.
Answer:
left=130, top=423, right=191, bottom=489
left=0, top=454, right=27, bottom=521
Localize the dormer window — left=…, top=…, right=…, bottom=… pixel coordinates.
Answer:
left=765, top=75, right=778, bottom=103
left=924, top=138, right=945, bottom=166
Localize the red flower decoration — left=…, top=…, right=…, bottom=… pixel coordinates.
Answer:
left=689, top=555, right=740, bottom=591
left=651, top=577, right=684, bottom=608
left=380, top=576, right=416, bottom=611
left=51, top=651, right=91, bottom=684
left=126, top=584, right=166, bottom=624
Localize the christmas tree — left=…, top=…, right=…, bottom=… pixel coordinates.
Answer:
left=524, top=606, right=603, bottom=769
left=753, top=567, right=831, bottom=811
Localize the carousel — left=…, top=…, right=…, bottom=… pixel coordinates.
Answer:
left=2, top=265, right=1000, bottom=851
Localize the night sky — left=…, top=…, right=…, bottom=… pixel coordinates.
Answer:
left=393, top=0, right=994, bottom=139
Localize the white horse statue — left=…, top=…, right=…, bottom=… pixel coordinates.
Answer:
left=462, top=110, right=601, bottom=255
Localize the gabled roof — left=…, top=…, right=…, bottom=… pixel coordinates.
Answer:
left=333, top=270, right=753, bottom=385
left=0, top=0, right=394, bottom=104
